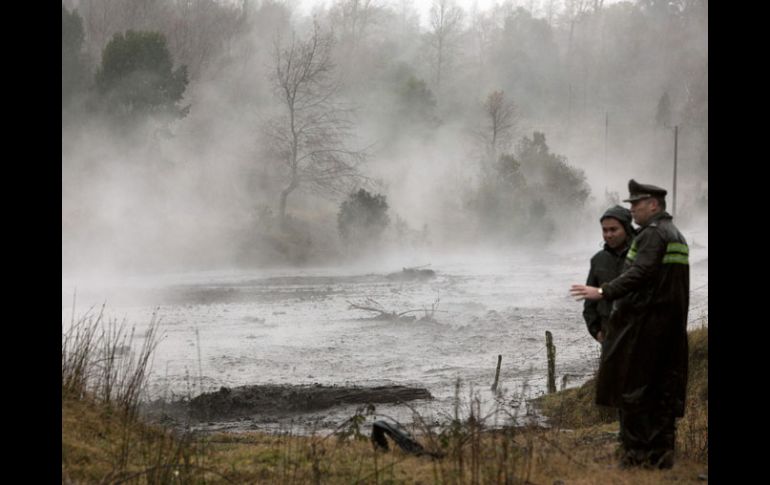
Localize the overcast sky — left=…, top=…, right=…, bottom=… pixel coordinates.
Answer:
left=295, top=0, right=540, bottom=27
left=293, top=0, right=630, bottom=28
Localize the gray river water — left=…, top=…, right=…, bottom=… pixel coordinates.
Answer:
left=62, top=225, right=707, bottom=434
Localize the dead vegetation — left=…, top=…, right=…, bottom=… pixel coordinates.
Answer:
left=347, top=292, right=445, bottom=323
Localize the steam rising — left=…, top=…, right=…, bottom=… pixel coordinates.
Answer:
left=62, top=0, right=708, bottom=279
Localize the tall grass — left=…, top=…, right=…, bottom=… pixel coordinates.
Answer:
left=62, top=304, right=161, bottom=418
left=62, top=304, right=219, bottom=484
left=372, top=379, right=536, bottom=485
left=677, top=326, right=708, bottom=462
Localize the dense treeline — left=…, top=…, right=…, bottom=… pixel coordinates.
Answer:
left=62, top=0, right=707, bottom=270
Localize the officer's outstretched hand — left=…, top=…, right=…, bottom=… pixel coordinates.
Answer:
left=570, top=284, right=603, bottom=301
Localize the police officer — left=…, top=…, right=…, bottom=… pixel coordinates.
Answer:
left=571, top=180, right=689, bottom=470
left=583, top=205, right=636, bottom=345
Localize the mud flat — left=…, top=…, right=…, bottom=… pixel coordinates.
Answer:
left=142, top=384, right=433, bottom=425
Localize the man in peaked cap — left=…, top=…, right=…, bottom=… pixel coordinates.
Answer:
left=571, top=179, right=690, bottom=470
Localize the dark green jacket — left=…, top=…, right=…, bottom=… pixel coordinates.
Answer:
left=597, top=211, right=690, bottom=417
left=583, top=244, right=629, bottom=340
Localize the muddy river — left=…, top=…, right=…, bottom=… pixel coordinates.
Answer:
left=62, top=226, right=707, bottom=435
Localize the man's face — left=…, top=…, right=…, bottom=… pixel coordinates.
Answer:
left=601, top=217, right=628, bottom=249
left=630, top=198, right=657, bottom=225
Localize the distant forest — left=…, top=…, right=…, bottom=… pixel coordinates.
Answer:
left=62, top=0, right=707, bottom=270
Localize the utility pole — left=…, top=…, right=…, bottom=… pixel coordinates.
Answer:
left=673, top=125, right=678, bottom=219
left=604, top=112, right=609, bottom=193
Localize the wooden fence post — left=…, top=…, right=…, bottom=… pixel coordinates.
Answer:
left=491, top=354, right=502, bottom=392
left=546, top=331, right=556, bottom=394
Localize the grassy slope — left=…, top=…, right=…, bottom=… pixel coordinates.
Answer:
left=62, top=394, right=207, bottom=484
left=535, top=327, right=708, bottom=429
left=533, top=326, right=708, bottom=461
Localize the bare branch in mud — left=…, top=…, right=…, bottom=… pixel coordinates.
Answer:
left=346, top=297, right=446, bottom=322
left=346, top=298, right=402, bottom=320
left=346, top=299, right=390, bottom=315
left=347, top=291, right=448, bottom=322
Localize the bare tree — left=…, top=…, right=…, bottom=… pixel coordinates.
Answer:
left=396, top=0, right=421, bottom=36
left=330, top=0, right=382, bottom=54
left=564, top=0, right=593, bottom=54
left=266, top=23, right=368, bottom=227
left=426, top=0, right=464, bottom=95
left=327, top=0, right=389, bottom=84
left=468, top=4, right=498, bottom=90
left=561, top=0, right=592, bottom=123
left=544, top=0, right=559, bottom=26
left=476, top=90, right=518, bottom=167
left=161, top=0, right=246, bottom=80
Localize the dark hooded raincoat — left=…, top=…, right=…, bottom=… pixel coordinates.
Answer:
left=597, top=211, right=689, bottom=417
left=583, top=245, right=627, bottom=339
left=583, top=206, right=635, bottom=340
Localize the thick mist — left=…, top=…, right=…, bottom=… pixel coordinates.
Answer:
left=61, top=2, right=708, bottom=433
left=62, top=0, right=708, bottom=280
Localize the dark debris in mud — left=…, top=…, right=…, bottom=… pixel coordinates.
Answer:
left=385, top=267, right=436, bottom=281
left=141, top=384, right=433, bottom=424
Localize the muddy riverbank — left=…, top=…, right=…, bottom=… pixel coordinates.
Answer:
left=142, top=383, right=433, bottom=431
left=68, top=238, right=707, bottom=435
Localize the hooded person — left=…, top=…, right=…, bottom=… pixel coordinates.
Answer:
left=582, top=205, right=636, bottom=343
